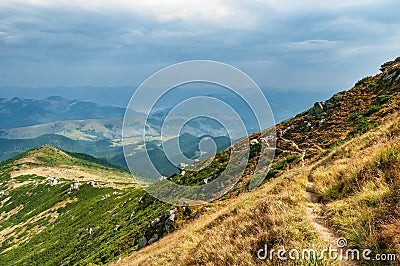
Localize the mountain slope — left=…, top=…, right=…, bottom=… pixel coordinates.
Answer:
left=1, top=57, right=399, bottom=265
left=0, top=147, right=174, bottom=266
left=113, top=57, right=400, bottom=265
left=0, top=146, right=132, bottom=184
left=0, top=134, right=124, bottom=163
left=114, top=115, right=400, bottom=266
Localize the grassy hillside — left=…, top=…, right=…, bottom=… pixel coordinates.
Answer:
left=0, top=182, right=168, bottom=265
left=0, top=134, right=124, bottom=163
left=114, top=116, right=400, bottom=266
left=113, top=57, right=400, bottom=265
left=1, top=57, right=399, bottom=265
left=0, top=147, right=175, bottom=265
left=0, top=145, right=132, bottom=184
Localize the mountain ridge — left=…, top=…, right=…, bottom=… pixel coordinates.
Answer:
left=0, top=96, right=130, bottom=129
left=0, top=145, right=133, bottom=184
left=112, top=56, right=400, bottom=265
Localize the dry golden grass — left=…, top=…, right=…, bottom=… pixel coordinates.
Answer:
left=310, top=116, right=400, bottom=264
left=112, top=116, right=400, bottom=266
left=112, top=167, right=338, bottom=266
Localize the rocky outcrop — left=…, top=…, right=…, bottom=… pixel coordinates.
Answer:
left=137, top=206, right=177, bottom=250
left=308, top=92, right=345, bottom=120
left=147, top=234, right=159, bottom=245
left=138, top=235, right=147, bottom=249
left=382, top=69, right=400, bottom=84
left=380, top=56, right=400, bottom=72
left=48, top=177, right=59, bottom=186
left=150, top=218, right=160, bottom=228
left=138, top=197, right=144, bottom=205
left=113, top=225, right=120, bottom=231
left=69, top=180, right=80, bottom=192
left=101, top=194, right=110, bottom=200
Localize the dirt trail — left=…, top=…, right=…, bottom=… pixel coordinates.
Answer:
left=306, top=181, right=339, bottom=246
left=280, top=128, right=359, bottom=265
left=279, top=133, right=307, bottom=167
left=306, top=181, right=359, bottom=266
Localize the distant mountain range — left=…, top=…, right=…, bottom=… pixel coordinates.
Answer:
left=0, top=86, right=337, bottom=123
left=0, top=133, right=231, bottom=177
left=0, top=96, right=238, bottom=170
left=0, top=96, right=130, bottom=129
left=0, top=91, right=336, bottom=173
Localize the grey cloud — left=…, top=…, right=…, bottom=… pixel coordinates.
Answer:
left=0, top=0, right=400, bottom=88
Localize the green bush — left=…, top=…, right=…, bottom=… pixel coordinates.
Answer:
left=365, top=104, right=381, bottom=116
left=376, top=146, right=400, bottom=168
left=376, top=94, right=392, bottom=105
left=350, top=117, right=378, bottom=136
left=355, top=76, right=372, bottom=86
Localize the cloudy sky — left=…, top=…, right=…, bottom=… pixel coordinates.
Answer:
left=1, top=0, right=400, bottom=91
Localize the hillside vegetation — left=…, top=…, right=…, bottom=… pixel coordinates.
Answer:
left=0, top=147, right=175, bottom=265
left=114, top=57, right=400, bottom=265
left=0, top=145, right=132, bottom=184
left=0, top=57, right=399, bottom=265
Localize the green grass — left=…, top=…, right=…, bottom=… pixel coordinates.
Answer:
left=0, top=147, right=170, bottom=265
left=348, top=111, right=378, bottom=136
left=0, top=181, right=169, bottom=265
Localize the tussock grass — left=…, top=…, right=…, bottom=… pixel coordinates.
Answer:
left=310, top=117, right=400, bottom=264
left=116, top=116, right=400, bottom=266
left=114, top=169, right=335, bottom=266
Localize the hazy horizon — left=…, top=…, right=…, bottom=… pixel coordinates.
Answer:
left=1, top=0, right=400, bottom=93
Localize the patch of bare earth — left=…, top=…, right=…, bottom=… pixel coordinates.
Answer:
left=10, top=166, right=133, bottom=184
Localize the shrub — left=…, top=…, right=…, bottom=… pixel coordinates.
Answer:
left=376, top=146, right=400, bottom=168
left=365, top=104, right=381, bottom=116
left=355, top=76, right=372, bottom=86
left=350, top=118, right=378, bottom=136
left=376, top=94, right=392, bottom=105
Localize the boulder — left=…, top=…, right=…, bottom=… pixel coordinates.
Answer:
left=101, top=194, right=110, bottom=200
left=138, top=235, right=147, bottom=249
left=150, top=217, right=161, bottom=228
left=314, top=102, right=325, bottom=114
left=147, top=234, right=159, bottom=245
left=71, top=180, right=80, bottom=190
left=250, top=139, right=259, bottom=145
left=332, top=92, right=345, bottom=102
left=165, top=208, right=176, bottom=218
left=138, top=196, right=144, bottom=205
left=383, top=71, right=398, bottom=81
left=325, top=101, right=335, bottom=110
left=165, top=223, right=172, bottom=233
left=167, top=213, right=176, bottom=222
left=308, top=102, right=325, bottom=119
